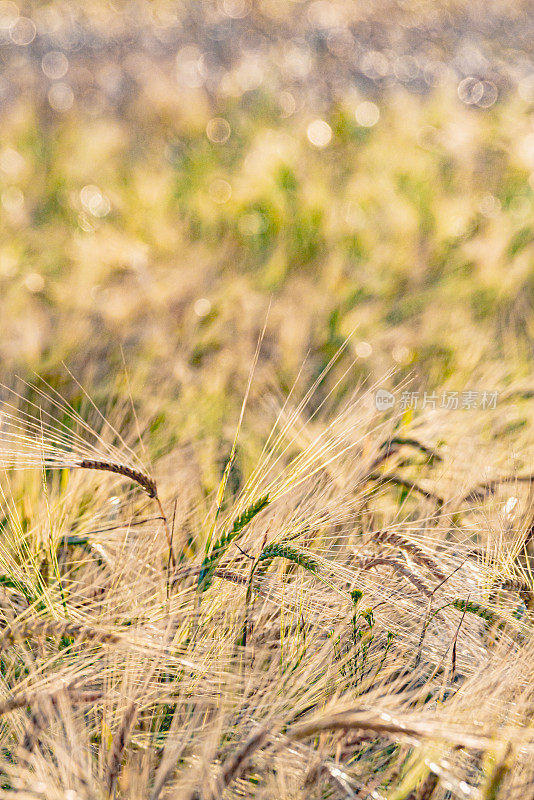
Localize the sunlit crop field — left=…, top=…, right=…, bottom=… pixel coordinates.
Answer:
left=1, top=2, right=534, bottom=799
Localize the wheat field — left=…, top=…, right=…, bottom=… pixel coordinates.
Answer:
left=2, top=1, right=534, bottom=798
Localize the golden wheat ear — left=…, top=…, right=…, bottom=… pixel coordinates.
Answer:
left=75, top=458, right=173, bottom=566
left=77, top=459, right=158, bottom=498
left=0, top=381, right=175, bottom=567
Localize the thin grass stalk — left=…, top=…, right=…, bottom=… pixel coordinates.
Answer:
left=368, top=473, right=443, bottom=508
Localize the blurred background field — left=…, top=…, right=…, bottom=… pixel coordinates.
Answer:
left=1, top=0, right=534, bottom=466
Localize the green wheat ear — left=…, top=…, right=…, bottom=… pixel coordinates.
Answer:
left=198, top=494, right=270, bottom=592
left=452, top=598, right=497, bottom=625
left=240, top=541, right=320, bottom=647
left=247, top=541, right=320, bottom=600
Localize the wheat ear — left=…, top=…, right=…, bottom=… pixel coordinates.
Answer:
left=106, top=701, right=139, bottom=796
left=20, top=704, right=50, bottom=759
left=289, top=711, right=491, bottom=749
left=0, top=617, right=120, bottom=650
left=373, top=529, right=446, bottom=581
left=408, top=771, right=439, bottom=800
left=0, top=686, right=101, bottom=718
left=354, top=556, right=432, bottom=596
left=78, top=459, right=157, bottom=497
left=78, top=459, right=175, bottom=568
left=202, top=726, right=270, bottom=800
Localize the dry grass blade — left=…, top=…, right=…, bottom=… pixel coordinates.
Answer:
left=288, top=711, right=498, bottom=750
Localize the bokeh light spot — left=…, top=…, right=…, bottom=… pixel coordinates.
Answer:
left=458, top=77, right=497, bottom=107
left=48, top=82, right=74, bottom=111
left=0, top=2, right=18, bottom=31
left=24, top=272, right=45, bottom=293
left=355, top=101, right=380, bottom=127
left=238, top=212, right=266, bottom=236
left=206, top=117, right=231, bottom=144
left=176, top=45, right=203, bottom=89
left=355, top=341, right=372, bottom=358
left=80, top=185, right=111, bottom=217
left=1, top=186, right=23, bottom=213
left=278, top=91, right=296, bottom=117
left=518, top=74, right=534, bottom=102
left=194, top=298, right=212, bottom=317
left=209, top=178, right=232, bottom=203
left=220, top=0, right=250, bottom=18
left=519, top=133, right=534, bottom=168
left=0, top=146, right=25, bottom=177
left=478, top=194, right=500, bottom=218
left=360, top=50, right=389, bottom=79
left=307, top=119, right=332, bottom=147
left=9, top=15, right=35, bottom=45
left=392, top=346, right=411, bottom=364
left=42, top=51, right=69, bottom=80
